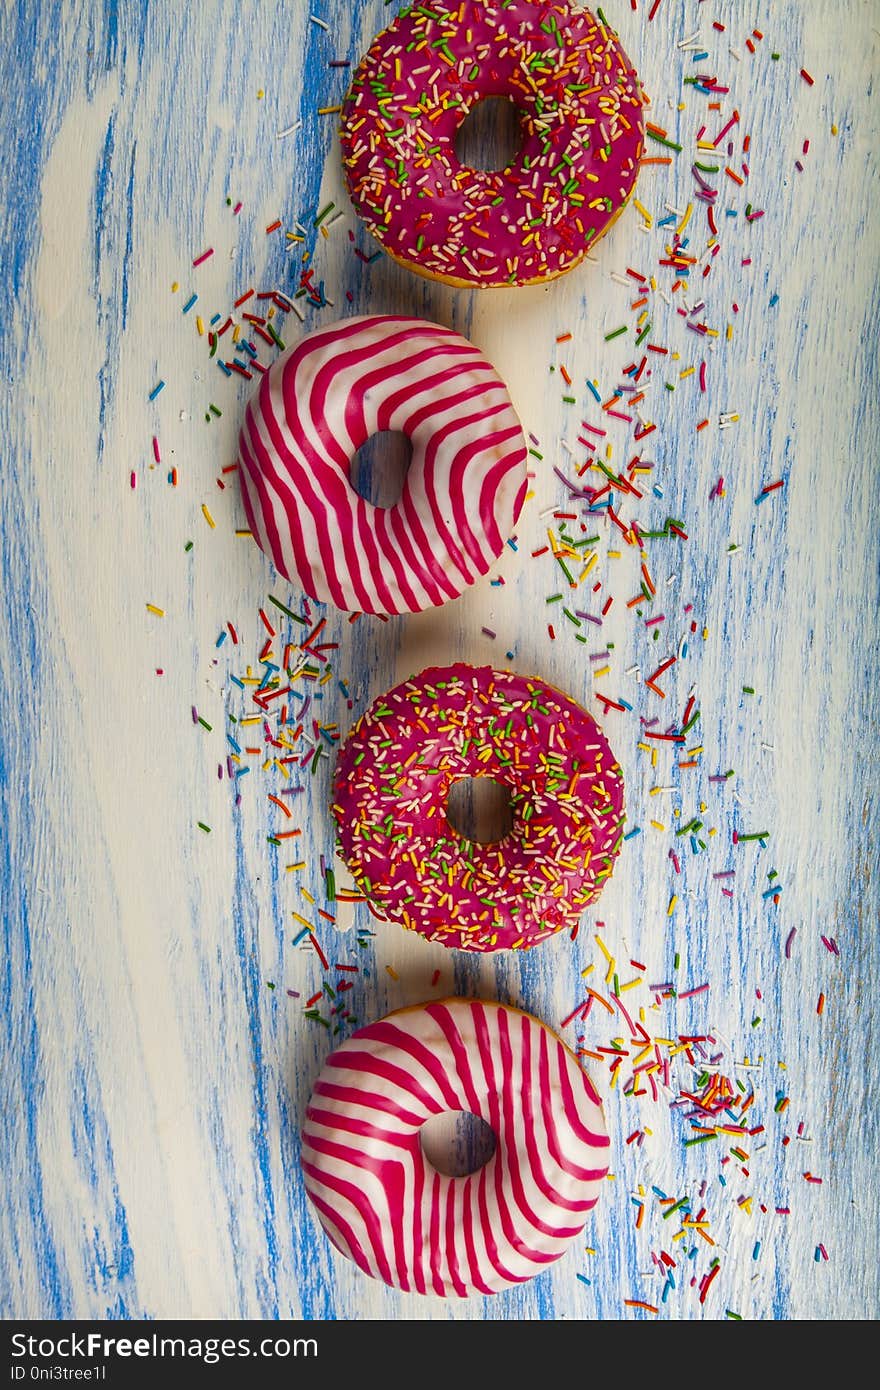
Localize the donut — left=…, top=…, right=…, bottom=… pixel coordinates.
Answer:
left=332, top=663, right=625, bottom=951
left=340, top=0, right=645, bottom=288
left=301, top=997, right=610, bottom=1296
left=237, top=315, right=528, bottom=615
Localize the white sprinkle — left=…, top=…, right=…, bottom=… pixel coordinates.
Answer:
left=276, top=120, right=303, bottom=139
left=310, top=14, right=329, bottom=29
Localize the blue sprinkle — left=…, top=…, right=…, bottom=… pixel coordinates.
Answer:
left=148, top=380, right=165, bottom=400
left=226, top=734, right=242, bottom=754
left=292, top=927, right=311, bottom=946
left=182, top=293, right=198, bottom=313
left=235, top=766, right=250, bottom=779
left=752, top=1241, right=761, bottom=1261
left=229, top=674, right=245, bottom=689
left=210, top=313, right=222, bottom=325
left=769, top=293, right=779, bottom=307
left=586, top=379, right=601, bottom=402
left=506, top=537, right=518, bottom=551
left=215, top=630, right=227, bottom=648
left=218, top=360, right=232, bottom=376
left=623, top=826, right=642, bottom=841
left=576, top=1273, right=591, bottom=1287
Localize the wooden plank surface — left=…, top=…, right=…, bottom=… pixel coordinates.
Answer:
left=1, top=0, right=877, bottom=1321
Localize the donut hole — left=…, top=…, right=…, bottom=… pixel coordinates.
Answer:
left=446, top=775, right=514, bottom=845
left=454, top=95, right=524, bottom=173
left=350, top=430, right=412, bottom=509
left=420, top=1110, right=497, bottom=1178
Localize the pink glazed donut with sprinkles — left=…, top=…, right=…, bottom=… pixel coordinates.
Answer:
left=332, top=663, right=625, bottom=951
left=340, top=0, right=645, bottom=288
left=237, top=315, right=528, bottom=616
left=301, top=997, right=610, bottom=1297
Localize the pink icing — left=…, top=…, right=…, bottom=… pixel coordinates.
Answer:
left=340, top=0, right=645, bottom=288
left=301, top=998, right=610, bottom=1296
left=237, top=315, right=527, bottom=615
left=332, top=663, right=625, bottom=951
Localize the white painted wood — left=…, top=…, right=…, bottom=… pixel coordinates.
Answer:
left=1, top=0, right=877, bottom=1320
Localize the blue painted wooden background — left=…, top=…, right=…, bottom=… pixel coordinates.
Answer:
left=1, top=0, right=877, bottom=1320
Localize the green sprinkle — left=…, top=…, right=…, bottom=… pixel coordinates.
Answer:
left=197, top=822, right=211, bottom=834
left=646, top=130, right=683, bottom=153
left=604, top=325, right=627, bottom=341
left=268, top=594, right=299, bottom=620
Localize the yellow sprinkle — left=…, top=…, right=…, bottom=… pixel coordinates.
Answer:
left=581, top=963, right=595, bottom=977
left=202, top=504, right=216, bottom=528
left=386, top=964, right=399, bottom=981
left=285, top=862, right=306, bottom=872
left=580, top=551, right=598, bottom=577
left=235, top=529, right=254, bottom=537
left=667, top=895, right=678, bottom=916
left=831, top=123, right=838, bottom=135
left=290, top=912, right=313, bottom=931
left=146, top=603, right=165, bottom=616
left=680, top=365, right=695, bottom=380
left=171, top=282, right=179, bottom=293
left=300, top=887, right=316, bottom=905
left=594, top=934, right=613, bottom=963
left=318, top=104, right=343, bottom=115
left=593, top=665, right=610, bottom=679
left=633, top=197, right=652, bottom=225
left=257, top=89, right=264, bottom=99
left=619, top=977, right=643, bottom=993
left=677, top=203, right=693, bottom=234
left=196, top=316, right=205, bottom=336
left=650, top=819, right=666, bottom=831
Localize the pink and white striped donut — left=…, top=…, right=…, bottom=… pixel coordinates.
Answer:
left=237, top=315, right=528, bottom=616
left=301, top=998, right=610, bottom=1297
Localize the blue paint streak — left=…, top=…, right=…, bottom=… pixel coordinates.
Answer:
left=232, top=816, right=281, bottom=1317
